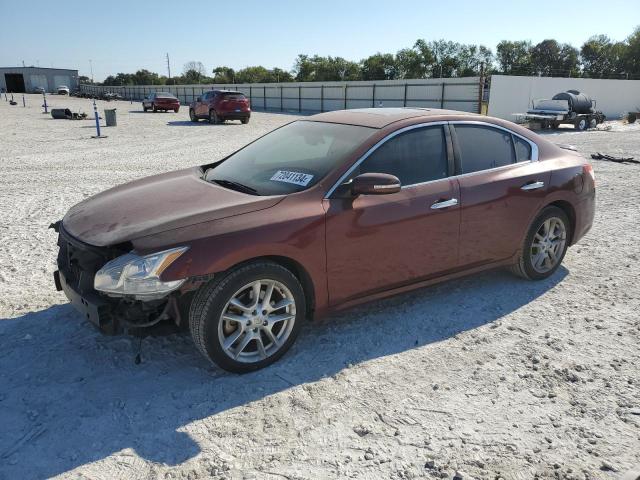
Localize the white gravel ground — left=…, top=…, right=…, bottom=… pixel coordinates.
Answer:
left=0, top=94, right=639, bottom=480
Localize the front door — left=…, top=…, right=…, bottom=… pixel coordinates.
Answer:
left=324, top=124, right=460, bottom=305
left=452, top=123, right=551, bottom=267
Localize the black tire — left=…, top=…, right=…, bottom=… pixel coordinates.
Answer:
left=510, top=206, right=571, bottom=281
left=241, top=118, right=250, bottom=124
left=588, top=117, right=597, bottom=129
left=152, top=103, right=157, bottom=112
left=189, top=109, right=198, bottom=122
left=143, top=105, right=148, bottom=112
left=575, top=117, right=587, bottom=131
left=189, top=261, right=306, bottom=373
left=174, top=107, right=180, bottom=113
left=208, top=109, right=219, bottom=124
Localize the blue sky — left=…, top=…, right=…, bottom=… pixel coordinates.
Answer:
left=0, top=0, right=637, bottom=81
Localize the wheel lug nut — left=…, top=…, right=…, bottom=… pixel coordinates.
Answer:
left=263, top=320, right=268, bottom=326
left=252, top=310, right=257, bottom=316
left=262, top=310, right=267, bottom=315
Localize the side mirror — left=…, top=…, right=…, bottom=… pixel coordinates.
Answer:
left=351, top=173, right=401, bottom=195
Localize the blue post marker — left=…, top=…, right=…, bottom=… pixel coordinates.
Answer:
left=22, top=94, right=26, bottom=107
left=42, top=92, right=48, bottom=114
left=91, top=99, right=107, bottom=138
left=93, top=99, right=101, bottom=136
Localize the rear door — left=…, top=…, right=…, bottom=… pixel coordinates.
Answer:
left=324, top=124, right=460, bottom=304
left=451, top=122, right=551, bottom=267
left=196, top=92, right=210, bottom=116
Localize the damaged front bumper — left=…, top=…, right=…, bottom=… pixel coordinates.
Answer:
left=52, top=221, right=189, bottom=335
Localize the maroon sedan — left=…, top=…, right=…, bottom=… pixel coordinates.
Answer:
left=142, top=92, right=180, bottom=113
left=53, top=108, right=595, bottom=372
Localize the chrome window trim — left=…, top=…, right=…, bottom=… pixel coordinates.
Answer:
left=448, top=120, right=539, bottom=162
left=324, top=120, right=539, bottom=199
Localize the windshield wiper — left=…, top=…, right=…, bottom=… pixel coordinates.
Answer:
left=212, top=179, right=259, bottom=195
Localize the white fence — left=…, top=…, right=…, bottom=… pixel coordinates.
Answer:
left=488, top=75, right=640, bottom=121
left=80, top=77, right=482, bottom=114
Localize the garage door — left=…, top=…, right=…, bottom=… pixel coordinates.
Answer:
left=53, top=75, right=70, bottom=88
left=30, top=74, right=49, bottom=92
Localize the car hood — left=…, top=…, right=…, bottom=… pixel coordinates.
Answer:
left=62, top=166, right=283, bottom=247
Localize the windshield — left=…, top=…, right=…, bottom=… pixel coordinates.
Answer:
left=204, top=121, right=375, bottom=195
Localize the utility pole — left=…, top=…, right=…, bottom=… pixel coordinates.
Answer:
left=89, top=59, right=94, bottom=83
left=166, top=53, right=171, bottom=79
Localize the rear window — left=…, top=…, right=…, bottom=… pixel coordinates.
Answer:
left=156, top=92, right=177, bottom=99
left=454, top=125, right=515, bottom=174
left=513, top=135, right=532, bottom=162
left=221, top=92, right=246, bottom=100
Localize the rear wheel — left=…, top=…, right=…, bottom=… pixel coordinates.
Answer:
left=152, top=103, right=157, bottom=112
left=510, top=206, right=570, bottom=280
left=189, top=109, right=198, bottom=122
left=241, top=118, right=250, bottom=124
left=174, top=107, right=180, bottom=113
left=575, top=117, right=587, bottom=131
left=208, top=109, right=219, bottom=124
left=588, top=117, right=597, bottom=129
left=189, top=261, right=305, bottom=373
left=143, top=105, right=148, bottom=112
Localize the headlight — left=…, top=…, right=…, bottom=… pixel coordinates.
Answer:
left=94, top=247, right=188, bottom=299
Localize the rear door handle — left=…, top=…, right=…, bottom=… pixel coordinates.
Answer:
left=521, top=181, right=545, bottom=191
left=430, top=198, right=458, bottom=210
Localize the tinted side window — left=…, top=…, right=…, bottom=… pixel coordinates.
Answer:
left=455, top=125, right=515, bottom=173
left=513, top=135, right=532, bottom=162
left=358, top=126, right=448, bottom=186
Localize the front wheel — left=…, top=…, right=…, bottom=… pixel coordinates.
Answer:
left=189, top=109, right=198, bottom=122
left=189, top=261, right=305, bottom=373
left=510, top=206, right=570, bottom=280
left=575, top=118, right=587, bottom=131
left=143, top=105, right=148, bottom=112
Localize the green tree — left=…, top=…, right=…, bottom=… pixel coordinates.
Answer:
left=496, top=40, right=532, bottom=74
left=530, top=40, right=579, bottom=76
left=457, top=44, right=493, bottom=76
left=624, top=26, right=640, bottom=77
left=581, top=35, right=627, bottom=78
left=360, top=53, right=398, bottom=80
left=395, top=47, right=426, bottom=78
left=212, top=66, right=236, bottom=83
left=293, top=55, right=361, bottom=81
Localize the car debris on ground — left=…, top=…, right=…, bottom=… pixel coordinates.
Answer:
left=591, top=152, right=639, bottom=164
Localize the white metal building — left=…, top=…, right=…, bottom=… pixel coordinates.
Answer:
left=0, top=67, right=79, bottom=93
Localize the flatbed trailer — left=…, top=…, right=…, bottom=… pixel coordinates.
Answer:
left=513, top=95, right=605, bottom=131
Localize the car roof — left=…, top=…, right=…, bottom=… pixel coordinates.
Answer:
left=307, top=107, right=481, bottom=129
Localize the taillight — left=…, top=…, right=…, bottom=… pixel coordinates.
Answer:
left=583, top=164, right=595, bottom=186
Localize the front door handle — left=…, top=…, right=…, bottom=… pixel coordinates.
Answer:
left=430, top=198, right=458, bottom=210
left=521, top=181, right=545, bottom=191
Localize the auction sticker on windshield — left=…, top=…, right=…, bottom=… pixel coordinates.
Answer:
left=270, top=170, right=314, bottom=186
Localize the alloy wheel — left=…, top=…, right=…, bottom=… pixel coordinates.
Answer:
left=217, top=279, right=296, bottom=363
left=530, top=217, right=567, bottom=273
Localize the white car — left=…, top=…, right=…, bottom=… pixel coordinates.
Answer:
left=57, top=85, right=70, bottom=95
